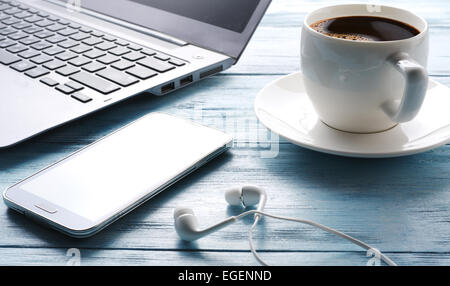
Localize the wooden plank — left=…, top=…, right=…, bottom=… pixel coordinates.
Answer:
left=0, top=247, right=449, bottom=266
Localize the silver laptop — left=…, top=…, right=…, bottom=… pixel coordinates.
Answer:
left=0, top=0, right=271, bottom=148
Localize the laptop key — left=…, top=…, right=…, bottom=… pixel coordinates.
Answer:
left=109, top=46, right=130, bottom=56
left=127, top=44, right=142, bottom=51
left=25, top=66, right=49, bottom=78
left=70, top=32, right=90, bottom=41
left=96, top=41, right=116, bottom=51
left=111, top=59, right=135, bottom=71
left=47, top=15, right=59, bottom=22
left=102, top=35, right=116, bottom=42
left=55, top=84, right=75, bottom=94
left=10, top=60, right=35, bottom=72
left=12, top=22, right=32, bottom=29
left=126, top=65, right=157, bottom=80
left=0, top=49, right=21, bottom=64
left=83, top=49, right=105, bottom=59
left=19, top=36, right=39, bottom=45
left=18, top=49, right=40, bottom=59
left=37, top=12, right=49, bottom=18
left=55, top=51, right=77, bottom=61
left=17, top=5, right=30, bottom=11
left=68, top=23, right=81, bottom=29
left=91, top=31, right=104, bottom=37
left=23, top=26, right=43, bottom=34
left=154, top=53, right=170, bottom=61
left=138, top=57, right=175, bottom=73
left=79, top=27, right=92, bottom=33
left=0, top=5, right=11, bottom=12
left=43, top=46, right=64, bottom=56
left=6, top=44, right=27, bottom=53
left=40, top=76, right=58, bottom=87
left=0, top=27, right=17, bottom=36
left=35, top=19, right=54, bottom=27
left=58, top=39, right=79, bottom=49
left=82, top=61, right=106, bottom=73
left=70, top=44, right=92, bottom=54
left=43, top=59, right=66, bottom=70
left=97, top=68, right=139, bottom=87
left=14, top=11, right=32, bottom=19
left=56, top=65, right=80, bottom=76
left=69, top=56, right=91, bottom=67
left=2, top=18, right=20, bottom=25
left=8, top=32, right=28, bottom=40
left=30, top=54, right=52, bottom=64
left=0, top=39, right=16, bottom=48
left=57, top=28, right=77, bottom=36
left=57, top=19, right=70, bottom=26
left=4, top=8, right=22, bottom=15
left=97, top=54, right=120, bottom=65
left=141, top=49, right=157, bottom=56
left=70, top=71, right=120, bottom=94
left=46, top=34, right=66, bottom=44
left=71, top=92, right=92, bottom=103
left=46, top=23, right=65, bottom=32
left=82, top=37, right=103, bottom=46
left=115, top=39, right=129, bottom=46
left=123, top=52, right=145, bottom=61
left=31, top=41, right=51, bottom=50
left=24, top=15, right=43, bottom=23
left=0, top=15, right=9, bottom=22
left=168, top=58, right=186, bottom=67
left=34, top=30, right=54, bottom=39
left=65, top=81, right=84, bottom=91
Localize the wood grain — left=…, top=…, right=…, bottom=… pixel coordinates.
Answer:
left=0, top=0, right=449, bottom=265
left=1, top=247, right=450, bottom=266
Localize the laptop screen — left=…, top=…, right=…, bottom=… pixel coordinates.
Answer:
left=129, top=0, right=259, bottom=33
left=59, top=0, right=272, bottom=60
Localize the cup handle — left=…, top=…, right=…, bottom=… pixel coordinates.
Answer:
left=382, top=52, right=428, bottom=123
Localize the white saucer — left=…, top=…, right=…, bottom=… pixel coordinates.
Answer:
left=255, top=72, right=450, bottom=158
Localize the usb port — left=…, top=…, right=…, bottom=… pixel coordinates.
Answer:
left=180, top=75, right=193, bottom=86
left=161, top=82, right=175, bottom=94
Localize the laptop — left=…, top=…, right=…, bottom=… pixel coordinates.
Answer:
left=0, top=0, right=271, bottom=148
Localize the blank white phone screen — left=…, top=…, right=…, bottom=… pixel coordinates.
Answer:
left=20, top=114, right=230, bottom=222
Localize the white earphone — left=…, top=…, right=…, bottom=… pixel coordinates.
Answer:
left=174, top=185, right=397, bottom=266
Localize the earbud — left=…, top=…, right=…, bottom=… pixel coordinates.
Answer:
left=225, top=185, right=267, bottom=218
left=173, top=185, right=397, bottom=266
left=174, top=185, right=267, bottom=241
left=174, top=206, right=236, bottom=241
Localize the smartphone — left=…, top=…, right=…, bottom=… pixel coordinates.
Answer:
left=3, top=113, right=232, bottom=238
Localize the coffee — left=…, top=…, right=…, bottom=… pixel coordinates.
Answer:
left=310, top=16, right=420, bottom=41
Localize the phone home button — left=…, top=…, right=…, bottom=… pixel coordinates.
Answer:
left=34, top=203, right=58, bottom=214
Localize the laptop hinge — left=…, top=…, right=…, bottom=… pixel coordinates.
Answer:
left=43, top=0, right=188, bottom=46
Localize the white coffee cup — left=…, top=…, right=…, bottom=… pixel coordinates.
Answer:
left=301, top=4, right=429, bottom=133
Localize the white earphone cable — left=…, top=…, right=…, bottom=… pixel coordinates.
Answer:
left=234, top=210, right=397, bottom=266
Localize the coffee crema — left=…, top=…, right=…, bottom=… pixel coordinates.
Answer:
left=310, top=16, right=420, bottom=41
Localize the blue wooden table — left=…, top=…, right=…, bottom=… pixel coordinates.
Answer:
left=1, top=0, right=449, bottom=266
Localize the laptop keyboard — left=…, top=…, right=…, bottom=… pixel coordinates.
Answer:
left=0, top=0, right=187, bottom=103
